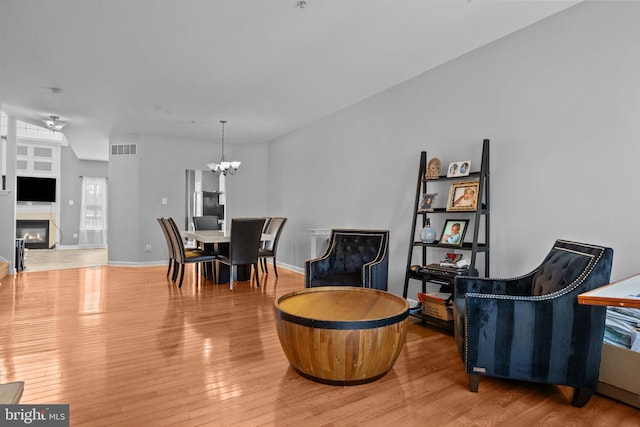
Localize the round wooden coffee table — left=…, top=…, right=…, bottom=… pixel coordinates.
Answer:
left=274, top=286, right=409, bottom=384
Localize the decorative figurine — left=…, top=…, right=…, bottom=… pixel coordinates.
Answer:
left=426, top=158, right=441, bottom=179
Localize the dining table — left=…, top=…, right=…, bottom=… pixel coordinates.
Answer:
left=182, top=229, right=274, bottom=244
left=182, top=229, right=274, bottom=283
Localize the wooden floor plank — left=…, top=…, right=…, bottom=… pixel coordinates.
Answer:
left=0, top=263, right=637, bottom=426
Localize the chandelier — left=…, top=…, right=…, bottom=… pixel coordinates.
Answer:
left=206, top=120, right=240, bottom=176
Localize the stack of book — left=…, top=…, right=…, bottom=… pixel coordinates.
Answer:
left=439, top=257, right=470, bottom=269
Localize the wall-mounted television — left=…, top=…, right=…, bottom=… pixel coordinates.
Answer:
left=17, top=176, right=57, bottom=202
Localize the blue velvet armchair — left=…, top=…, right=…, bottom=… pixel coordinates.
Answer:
left=305, top=229, right=389, bottom=291
left=453, top=239, right=613, bottom=407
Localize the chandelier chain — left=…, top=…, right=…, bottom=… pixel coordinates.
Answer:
left=207, top=119, right=240, bottom=176
left=220, top=120, right=226, bottom=161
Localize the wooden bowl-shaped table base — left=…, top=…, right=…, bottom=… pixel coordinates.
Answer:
left=275, top=286, right=409, bottom=385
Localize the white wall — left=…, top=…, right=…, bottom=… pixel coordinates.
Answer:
left=267, top=2, right=640, bottom=296
left=0, top=118, right=17, bottom=271
left=0, top=47, right=7, bottom=266
left=108, top=134, right=141, bottom=264
left=107, top=133, right=268, bottom=265
left=222, top=142, right=269, bottom=220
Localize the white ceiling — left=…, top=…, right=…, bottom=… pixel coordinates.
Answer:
left=1, top=0, right=579, bottom=161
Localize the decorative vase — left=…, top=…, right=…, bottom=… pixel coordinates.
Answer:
left=420, top=219, right=436, bottom=244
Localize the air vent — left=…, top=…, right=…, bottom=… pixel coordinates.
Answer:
left=111, top=144, right=137, bottom=156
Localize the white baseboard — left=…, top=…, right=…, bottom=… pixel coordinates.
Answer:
left=104, top=259, right=305, bottom=274
left=268, top=260, right=303, bottom=274
left=107, top=260, right=166, bottom=267
left=55, top=244, right=107, bottom=250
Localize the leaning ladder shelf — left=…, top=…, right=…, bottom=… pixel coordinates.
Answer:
left=403, top=139, right=490, bottom=330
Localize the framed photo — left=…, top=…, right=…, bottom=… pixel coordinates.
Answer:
left=446, top=160, right=471, bottom=177
left=438, top=219, right=469, bottom=248
left=425, top=158, right=441, bottom=179
left=446, top=180, right=480, bottom=212
left=418, top=193, right=437, bottom=212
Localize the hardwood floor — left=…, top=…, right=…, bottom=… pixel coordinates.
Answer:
left=0, top=265, right=637, bottom=426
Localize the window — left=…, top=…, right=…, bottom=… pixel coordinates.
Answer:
left=79, top=177, right=108, bottom=247
left=83, top=181, right=105, bottom=230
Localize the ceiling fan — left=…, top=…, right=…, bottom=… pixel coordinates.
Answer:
left=43, top=115, right=66, bottom=132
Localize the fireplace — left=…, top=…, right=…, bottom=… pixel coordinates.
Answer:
left=16, top=220, right=51, bottom=249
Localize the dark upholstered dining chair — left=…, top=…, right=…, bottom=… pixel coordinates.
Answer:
left=453, top=239, right=614, bottom=407
left=193, top=215, right=220, bottom=231
left=157, top=217, right=177, bottom=279
left=192, top=215, right=222, bottom=280
left=158, top=217, right=202, bottom=281
left=259, top=217, right=287, bottom=276
left=304, top=229, right=389, bottom=290
left=163, top=217, right=218, bottom=288
left=216, top=217, right=266, bottom=291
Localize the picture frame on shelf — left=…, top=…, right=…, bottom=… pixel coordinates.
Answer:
left=446, top=180, right=480, bottom=212
left=438, top=219, right=469, bottom=248
left=418, top=193, right=437, bottom=212
left=446, top=160, right=471, bottom=177
left=425, top=158, right=441, bottom=179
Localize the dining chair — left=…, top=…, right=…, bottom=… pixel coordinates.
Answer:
left=158, top=217, right=205, bottom=281
left=193, top=215, right=221, bottom=231
left=157, top=217, right=177, bottom=279
left=259, top=217, right=271, bottom=266
left=259, top=217, right=287, bottom=276
left=164, top=217, right=218, bottom=288
left=262, top=217, right=272, bottom=234
left=216, top=217, right=266, bottom=291
left=192, top=215, right=221, bottom=279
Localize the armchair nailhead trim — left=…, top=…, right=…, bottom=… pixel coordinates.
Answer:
left=360, top=232, right=389, bottom=288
